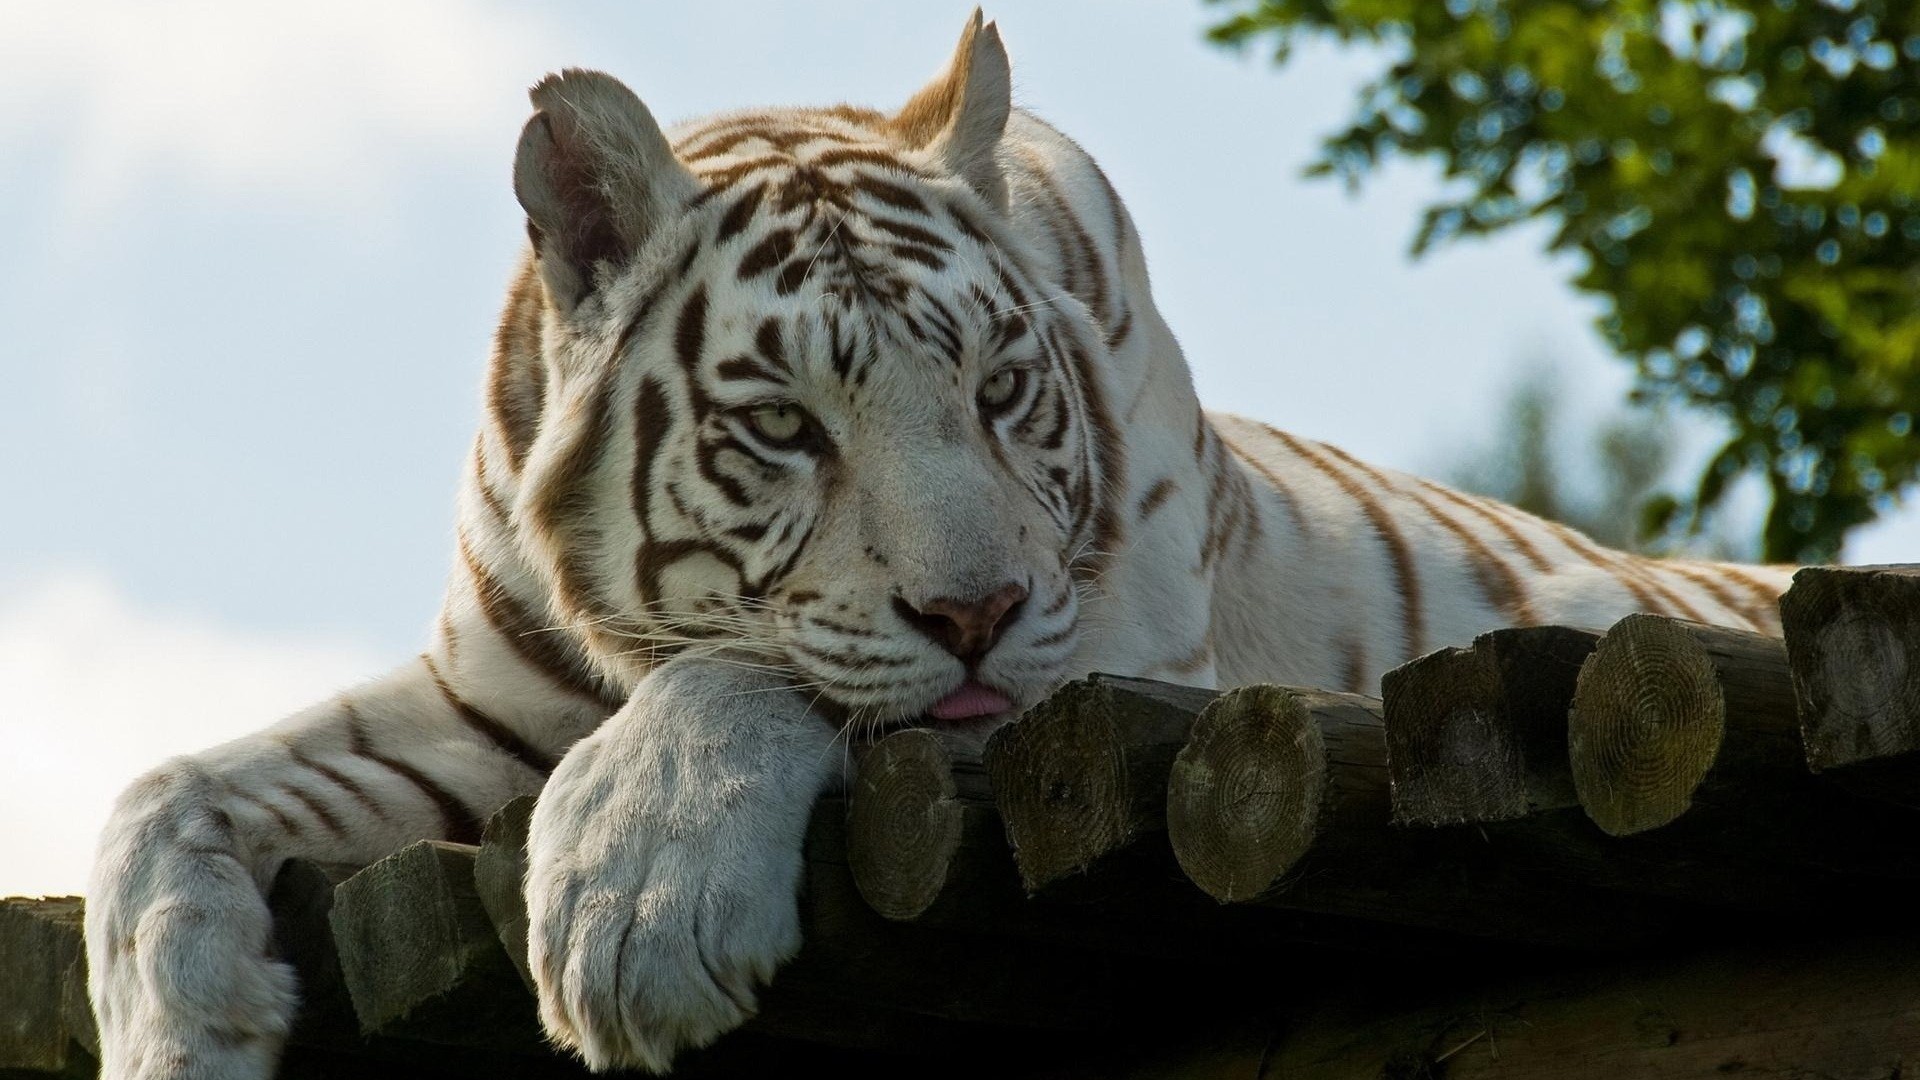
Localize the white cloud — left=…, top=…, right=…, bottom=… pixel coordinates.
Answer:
left=0, top=0, right=557, bottom=207
left=0, top=568, right=382, bottom=898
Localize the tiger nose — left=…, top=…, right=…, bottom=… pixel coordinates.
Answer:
left=893, top=582, right=1029, bottom=662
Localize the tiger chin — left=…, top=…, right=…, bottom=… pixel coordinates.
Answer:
left=83, top=10, right=1797, bottom=1079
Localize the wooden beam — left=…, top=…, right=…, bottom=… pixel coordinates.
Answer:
left=845, top=728, right=1506, bottom=962
left=1381, top=625, right=1600, bottom=825
left=329, top=840, right=545, bottom=1051
left=984, top=674, right=1215, bottom=892
left=1164, top=686, right=1682, bottom=948
left=1261, top=932, right=1920, bottom=1078
left=0, top=897, right=91, bottom=1077
left=845, top=728, right=1008, bottom=923
left=474, top=796, right=537, bottom=992
left=1568, top=614, right=1798, bottom=836
left=1781, top=564, right=1920, bottom=803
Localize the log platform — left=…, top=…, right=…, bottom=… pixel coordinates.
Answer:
left=11, top=598, right=1920, bottom=1077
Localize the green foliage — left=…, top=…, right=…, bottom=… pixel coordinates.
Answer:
left=1209, top=0, right=1920, bottom=561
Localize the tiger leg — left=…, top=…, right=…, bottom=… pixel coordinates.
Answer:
left=85, top=658, right=550, bottom=1080
left=524, top=654, right=840, bottom=1074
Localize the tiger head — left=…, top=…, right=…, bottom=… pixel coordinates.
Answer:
left=505, top=14, right=1122, bottom=734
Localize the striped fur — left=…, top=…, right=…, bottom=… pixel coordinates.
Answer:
left=86, top=14, right=1797, bottom=1079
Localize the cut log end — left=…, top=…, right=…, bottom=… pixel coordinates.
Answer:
left=1781, top=565, right=1920, bottom=772
left=848, top=729, right=964, bottom=921
left=1381, top=645, right=1522, bottom=825
left=1167, top=685, right=1325, bottom=903
left=1569, top=614, right=1725, bottom=836
left=985, top=681, right=1132, bottom=891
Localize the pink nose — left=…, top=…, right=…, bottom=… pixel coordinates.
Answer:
left=894, top=582, right=1029, bottom=661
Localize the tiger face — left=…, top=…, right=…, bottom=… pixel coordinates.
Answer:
left=511, top=25, right=1119, bottom=732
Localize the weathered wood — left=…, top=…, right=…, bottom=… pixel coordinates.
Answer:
left=843, top=729, right=1497, bottom=963
left=1381, top=625, right=1602, bottom=825
left=474, top=796, right=536, bottom=992
left=1260, top=932, right=1920, bottom=1078
left=329, top=840, right=544, bottom=1051
left=985, top=674, right=1217, bottom=891
left=1782, top=564, right=1920, bottom=802
left=0, top=898, right=92, bottom=1077
left=268, top=859, right=362, bottom=1049
left=846, top=728, right=1006, bottom=922
left=1165, top=685, right=1682, bottom=949
left=1569, top=614, right=1799, bottom=836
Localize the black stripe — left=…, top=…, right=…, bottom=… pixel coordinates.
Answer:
left=344, top=701, right=485, bottom=845
left=421, top=654, right=555, bottom=775
left=715, top=183, right=765, bottom=243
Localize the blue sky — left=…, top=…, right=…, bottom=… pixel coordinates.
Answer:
left=4, top=0, right=1915, bottom=895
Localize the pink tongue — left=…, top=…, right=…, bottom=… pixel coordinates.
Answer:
left=927, top=681, right=1014, bottom=721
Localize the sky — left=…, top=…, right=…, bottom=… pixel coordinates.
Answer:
left=3, top=0, right=1916, bottom=898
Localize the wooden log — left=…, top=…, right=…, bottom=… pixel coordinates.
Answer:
left=1259, top=931, right=1920, bottom=1079
left=1782, top=564, right=1920, bottom=801
left=329, top=840, right=545, bottom=1051
left=985, top=674, right=1216, bottom=891
left=0, top=897, right=93, bottom=1077
left=474, top=797, right=536, bottom=992
left=1165, top=685, right=1683, bottom=949
left=267, top=859, right=363, bottom=1049
left=844, top=729, right=1503, bottom=962
left=1564, top=613, right=1920, bottom=889
left=1568, top=614, right=1799, bottom=836
left=1381, top=625, right=1601, bottom=825
left=466, top=792, right=1128, bottom=1054
left=845, top=729, right=1007, bottom=922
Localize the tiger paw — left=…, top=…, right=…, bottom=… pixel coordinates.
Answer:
left=86, top=762, right=297, bottom=1080
left=521, top=671, right=822, bottom=1074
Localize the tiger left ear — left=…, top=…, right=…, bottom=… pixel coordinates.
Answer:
left=513, top=69, right=699, bottom=313
left=890, top=9, right=1012, bottom=206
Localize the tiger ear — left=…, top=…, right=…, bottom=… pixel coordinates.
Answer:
left=513, top=69, right=698, bottom=312
left=890, top=9, right=1012, bottom=206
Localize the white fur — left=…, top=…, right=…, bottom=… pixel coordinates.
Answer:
left=525, top=658, right=837, bottom=1071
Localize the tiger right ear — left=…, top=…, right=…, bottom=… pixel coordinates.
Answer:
left=890, top=10, right=1012, bottom=206
left=513, top=69, right=698, bottom=312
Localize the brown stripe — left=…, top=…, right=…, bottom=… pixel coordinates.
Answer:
left=421, top=654, right=554, bottom=775
left=1720, top=565, right=1787, bottom=628
left=486, top=267, right=546, bottom=473
left=231, top=790, right=300, bottom=838
left=1338, top=635, right=1369, bottom=695
left=1623, top=558, right=1710, bottom=623
left=1350, top=468, right=1536, bottom=624
left=1537, top=521, right=1682, bottom=618
left=1136, top=477, right=1178, bottom=520
left=1416, top=481, right=1558, bottom=575
left=343, top=701, right=483, bottom=845
left=1219, top=431, right=1310, bottom=541
left=278, top=784, right=345, bottom=838
left=1273, top=432, right=1424, bottom=664
left=1022, top=150, right=1110, bottom=327
left=1664, top=562, right=1767, bottom=628
left=1167, top=639, right=1213, bottom=676
left=523, top=377, right=620, bottom=633
left=714, top=183, right=765, bottom=243
left=289, top=746, right=388, bottom=820
left=459, top=532, right=623, bottom=711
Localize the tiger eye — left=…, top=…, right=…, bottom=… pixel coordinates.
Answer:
left=979, top=368, right=1022, bottom=410
left=747, top=403, right=807, bottom=445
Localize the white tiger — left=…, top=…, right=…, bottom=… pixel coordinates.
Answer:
left=85, top=13, right=1793, bottom=1078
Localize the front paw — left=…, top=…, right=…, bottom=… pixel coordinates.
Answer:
left=523, top=727, right=811, bottom=1073
left=87, top=763, right=296, bottom=1080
